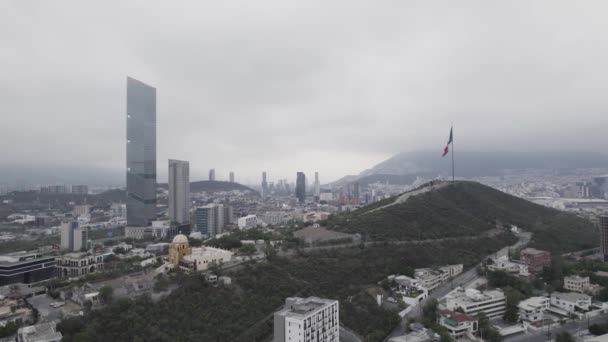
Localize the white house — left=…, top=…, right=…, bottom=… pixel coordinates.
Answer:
left=564, top=276, right=590, bottom=293
left=518, top=296, right=550, bottom=323
left=550, top=292, right=591, bottom=314
left=273, top=297, right=339, bottom=342
left=438, top=310, right=478, bottom=339
left=445, top=288, right=506, bottom=318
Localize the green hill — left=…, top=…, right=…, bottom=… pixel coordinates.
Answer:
left=327, top=181, right=597, bottom=253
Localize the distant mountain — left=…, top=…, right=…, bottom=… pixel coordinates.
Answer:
left=158, top=180, right=258, bottom=195
left=327, top=181, right=597, bottom=253
left=333, top=150, right=608, bottom=185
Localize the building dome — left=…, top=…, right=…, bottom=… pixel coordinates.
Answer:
left=172, top=234, right=189, bottom=244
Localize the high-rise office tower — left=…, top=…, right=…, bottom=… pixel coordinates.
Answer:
left=126, top=77, right=157, bottom=227
left=296, top=172, right=306, bottom=204
left=168, top=159, right=190, bottom=224
left=353, top=182, right=360, bottom=205
left=195, top=204, right=225, bottom=236
left=209, top=169, right=216, bottom=181
left=261, top=172, right=268, bottom=198
left=314, top=172, right=321, bottom=201
left=600, top=215, right=608, bottom=262
left=60, top=221, right=89, bottom=252
left=229, top=171, right=235, bottom=183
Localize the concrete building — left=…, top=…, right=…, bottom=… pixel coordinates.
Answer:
left=229, top=171, right=235, bottom=183
left=262, top=172, right=268, bottom=198
left=520, top=248, right=551, bottom=274
left=296, top=172, right=306, bottom=204
left=238, top=214, right=258, bottom=230
left=273, top=297, right=339, bottom=342
left=195, top=204, right=224, bottom=237
left=125, top=226, right=153, bottom=240
left=601, top=215, right=608, bottom=262
left=487, top=255, right=529, bottom=276
left=518, top=296, right=550, bottom=323
left=0, top=251, right=56, bottom=286
left=126, top=77, right=157, bottom=227
left=60, top=221, right=89, bottom=251
left=56, top=252, right=104, bottom=279
left=438, top=310, right=478, bottom=339
left=168, top=159, right=190, bottom=224
left=209, top=168, right=216, bottom=181
left=183, top=246, right=233, bottom=271
left=314, top=172, right=320, bottom=201
left=564, top=275, right=591, bottom=293
left=550, top=292, right=591, bottom=313
left=17, top=321, right=62, bottom=342
left=73, top=205, right=91, bottom=217
left=445, top=288, right=506, bottom=318
left=223, top=205, right=234, bottom=225
left=414, top=268, right=448, bottom=291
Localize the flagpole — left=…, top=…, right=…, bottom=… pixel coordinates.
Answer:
left=451, top=123, right=455, bottom=182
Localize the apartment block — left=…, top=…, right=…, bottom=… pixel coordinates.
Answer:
left=273, top=297, right=339, bottom=342
left=445, top=288, right=506, bottom=318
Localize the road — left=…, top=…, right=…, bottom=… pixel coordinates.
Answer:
left=504, top=312, right=608, bottom=342
left=384, top=232, right=532, bottom=341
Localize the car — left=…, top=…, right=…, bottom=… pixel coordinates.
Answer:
left=387, top=297, right=398, bottom=303
left=50, top=302, right=65, bottom=308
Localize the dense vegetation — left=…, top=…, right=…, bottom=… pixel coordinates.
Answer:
left=328, top=181, right=596, bottom=253
left=58, top=233, right=515, bottom=342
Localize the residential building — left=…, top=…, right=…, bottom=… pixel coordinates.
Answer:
left=440, top=264, right=464, bottom=278
left=56, top=252, right=104, bottom=279
left=71, top=185, right=88, bottom=195
left=414, top=268, right=448, bottom=291
left=111, top=203, right=127, bottom=219
left=273, top=297, right=339, bottom=342
left=314, top=172, right=321, bottom=201
left=520, top=248, right=551, bottom=274
left=445, top=288, right=506, bottom=318
left=126, top=77, right=157, bottom=227
left=601, top=215, right=608, bottom=262
left=229, top=171, right=235, bottom=183
left=0, top=251, right=56, bottom=286
left=223, top=205, right=234, bottom=225
left=296, top=172, right=306, bottom=204
left=550, top=292, right=591, bottom=313
left=518, top=296, right=550, bottom=323
left=60, top=221, right=89, bottom=251
left=72, top=205, right=91, bottom=217
left=17, top=321, right=62, bottom=342
left=438, top=310, right=478, bottom=339
left=389, top=323, right=439, bottom=342
left=564, top=275, right=591, bottom=293
left=238, top=215, right=258, bottom=230
left=209, top=168, right=215, bottom=181
left=168, top=159, right=190, bottom=224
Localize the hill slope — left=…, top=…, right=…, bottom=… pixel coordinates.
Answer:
left=158, top=181, right=258, bottom=194
left=327, top=181, right=596, bottom=253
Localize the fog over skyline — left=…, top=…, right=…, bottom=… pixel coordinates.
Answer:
left=2, top=1, right=608, bottom=185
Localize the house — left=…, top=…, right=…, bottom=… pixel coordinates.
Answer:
left=520, top=248, right=551, bottom=275
left=445, top=288, right=506, bottom=318
left=563, top=275, right=599, bottom=294
left=438, top=310, right=478, bottom=339
left=550, top=292, right=591, bottom=314
left=518, top=296, right=550, bottom=323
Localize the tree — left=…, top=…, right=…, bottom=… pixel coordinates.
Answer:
left=98, top=286, right=113, bottom=304
left=555, top=331, right=575, bottom=342
left=422, top=298, right=439, bottom=327
left=239, top=244, right=257, bottom=260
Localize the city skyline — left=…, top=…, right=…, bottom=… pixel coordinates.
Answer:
left=3, top=1, right=608, bottom=184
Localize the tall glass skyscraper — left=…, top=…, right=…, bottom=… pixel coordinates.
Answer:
left=126, top=77, right=157, bottom=226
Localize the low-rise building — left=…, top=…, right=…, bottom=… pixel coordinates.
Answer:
left=17, top=321, right=62, bottom=342
left=0, top=251, right=56, bottom=286
left=273, top=297, right=339, bottom=342
left=487, top=256, right=529, bottom=276
left=182, top=247, right=234, bottom=272
left=125, top=226, right=153, bottom=240
left=56, top=252, right=104, bottom=279
left=238, top=215, right=258, bottom=230
left=445, top=288, right=506, bottom=318
left=550, top=292, right=591, bottom=313
left=520, top=248, right=551, bottom=275
left=518, top=296, right=550, bottom=323
left=440, top=264, right=464, bottom=278
left=438, top=310, right=478, bottom=339
left=389, top=323, right=439, bottom=342
left=564, top=275, right=590, bottom=293
left=414, top=268, right=448, bottom=291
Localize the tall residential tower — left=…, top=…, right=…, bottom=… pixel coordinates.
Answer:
left=296, top=172, right=306, bottom=204
left=209, top=169, right=216, bottom=181
left=126, top=77, right=157, bottom=226
left=168, top=159, right=190, bottom=224
left=600, top=215, right=608, bottom=262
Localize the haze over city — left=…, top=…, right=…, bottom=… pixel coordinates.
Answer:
left=3, top=1, right=608, bottom=185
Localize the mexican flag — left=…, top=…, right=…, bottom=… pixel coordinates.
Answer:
left=442, top=127, right=453, bottom=157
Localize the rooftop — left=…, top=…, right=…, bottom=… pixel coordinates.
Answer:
left=276, top=297, right=337, bottom=318
left=438, top=310, right=477, bottom=323
left=552, top=291, right=591, bottom=302
left=521, top=248, right=550, bottom=255
left=17, top=322, right=62, bottom=342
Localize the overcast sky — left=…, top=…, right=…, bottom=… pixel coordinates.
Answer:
left=2, top=1, right=608, bottom=185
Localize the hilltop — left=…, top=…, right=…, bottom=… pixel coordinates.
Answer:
left=158, top=180, right=258, bottom=195
left=326, top=181, right=597, bottom=253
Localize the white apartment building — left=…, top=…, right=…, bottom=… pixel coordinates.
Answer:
left=238, top=215, right=258, bottom=230
left=183, top=247, right=234, bottom=271
left=273, top=297, right=339, bottom=342
left=550, top=292, right=591, bottom=313
left=564, top=275, right=590, bottom=293
left=518, top=296, right=550, bottom=322
left=438, top=310, right=478, bottom=339
left=445, top=288, right=506, bottom=318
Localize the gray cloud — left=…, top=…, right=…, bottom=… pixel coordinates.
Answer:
left=1, top=0, right=608, bottom=185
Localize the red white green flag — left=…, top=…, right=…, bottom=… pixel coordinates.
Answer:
left=442, top=127, right=453, bottom=157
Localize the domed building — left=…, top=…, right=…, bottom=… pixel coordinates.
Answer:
left=168, top=234, right=192, bottom=267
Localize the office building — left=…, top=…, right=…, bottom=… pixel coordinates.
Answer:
left=273, top=297, right=339, bottom=342
left=195, top=204, right=224, bottom=237
left=0, top=251, right=56, bottom=286
left=520, top=248, right=551, bottom=274
left=262, top=172, right=268, bottom=198
left=296, top=172, right=306, bottom=203
left=126, top=77, right=157, bottom=227
left=168, top=159, right=190, bottom=224
left=229, top=171, right=235, bottom=183
left=445, top=288, right=506, bottom=318
left=224, top=205, right=234, bottom=225
left=601, top=216, right=608, bottom=262
left=56, top=252, right=104, bottom=279
left=209, top=168, right=216, bottom=181
left=71, top=185, right=88, bottom=195
left=353, top=182, right=360, bottom=205
left=314, top=172, right=321, bottom=201
left=60, top=222, right=89, bottom=252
